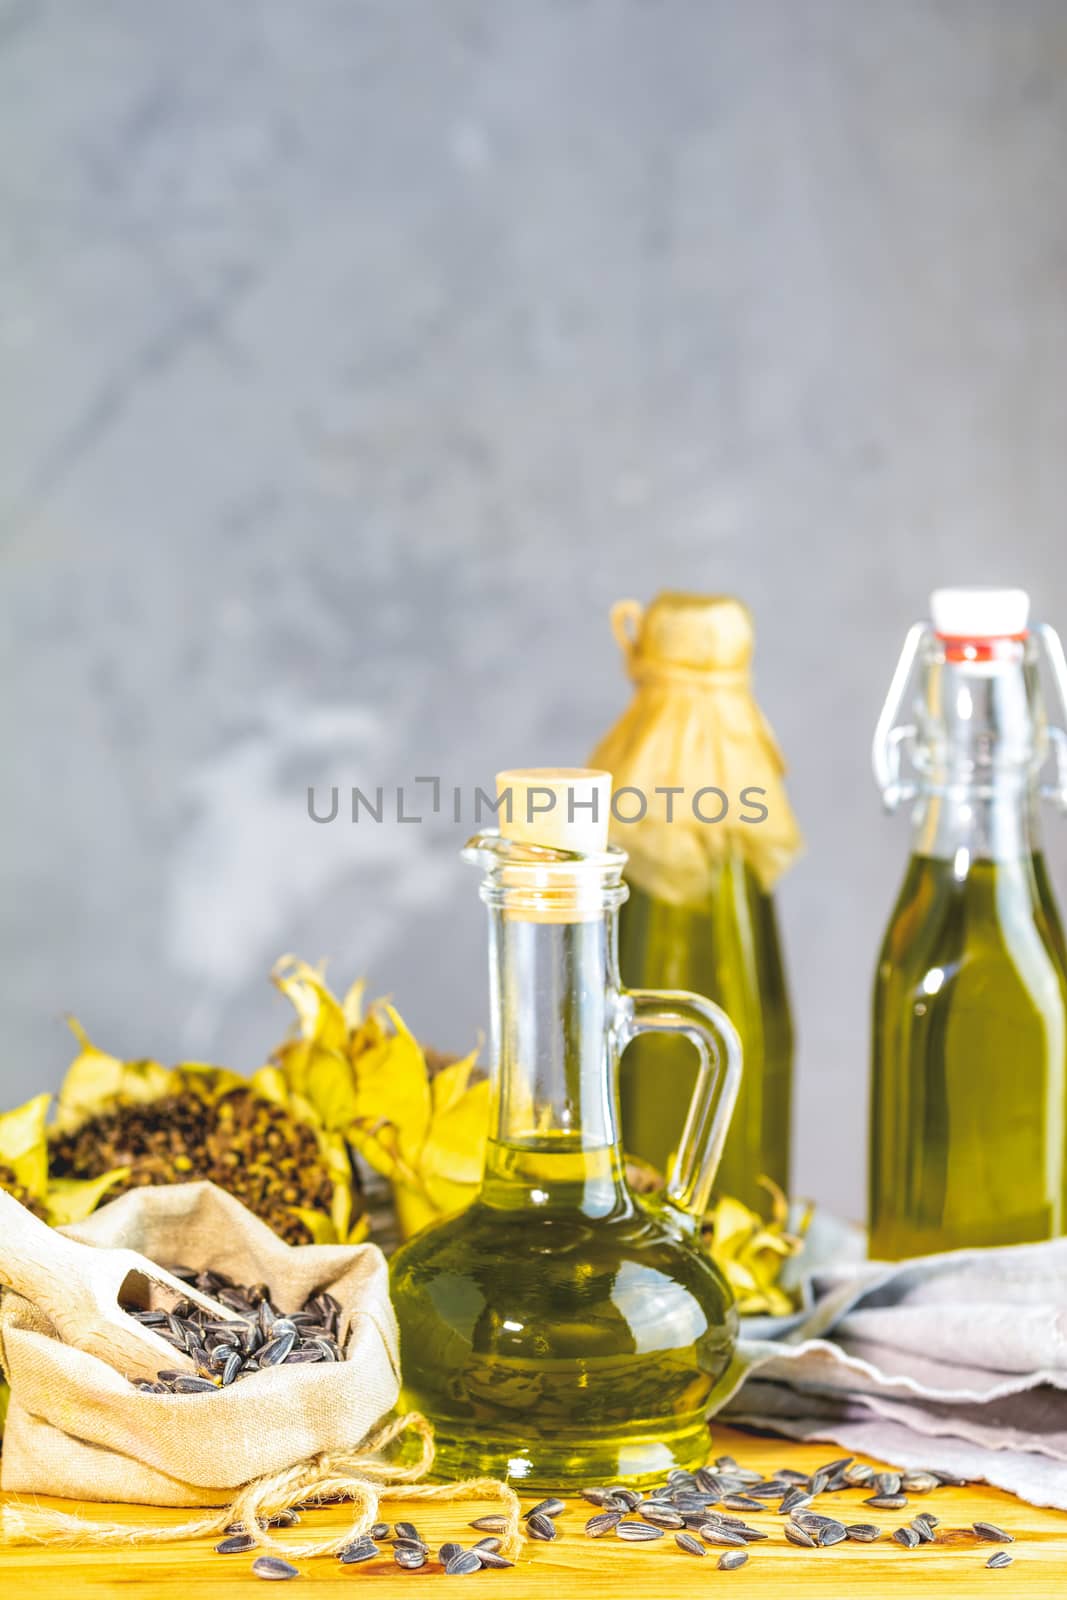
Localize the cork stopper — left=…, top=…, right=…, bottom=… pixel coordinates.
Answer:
left=496, top=768, right=611, bottom=855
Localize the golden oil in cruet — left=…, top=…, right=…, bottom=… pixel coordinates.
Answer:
left=390, top=769, right=743, bottom=1487
left=589, top=594, right=801, bottom=1206
left=870, top=588, right=1067, bottom=1258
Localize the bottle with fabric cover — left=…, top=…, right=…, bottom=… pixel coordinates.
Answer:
left=590, top=594, right=801, bottom=1207
left=870, top=587, right=1067, bottom=1258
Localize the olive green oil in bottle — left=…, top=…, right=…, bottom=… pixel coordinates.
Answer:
left=870, top=589, right=1067, bottom=1258
left=590, top=595, right=801, bottom=1206
left=391, top=770, right=743, bottom=1488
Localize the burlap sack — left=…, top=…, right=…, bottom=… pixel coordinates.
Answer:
left=0, top=1182, right=399, bottom=1505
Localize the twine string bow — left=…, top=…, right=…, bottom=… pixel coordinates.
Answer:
left=1, top=1412, right=525, bottom=1561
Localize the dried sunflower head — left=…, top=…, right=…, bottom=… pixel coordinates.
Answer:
left=624, top=1160, right=809, bottom=1315
left=270, top=957, right=487, bottom=1239
left=48, top=1023, right=367, bottom=1246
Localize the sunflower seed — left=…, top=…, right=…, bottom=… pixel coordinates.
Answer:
left=694, top=1468, right=723, bottom=1494
left=735, top=1525, right=769, bottom=1542
left=585, top=1511, right=622, bottom=1537
left=469, top=1516, right=508, bottom=1533
left=616, top=1520, right=663, bottom=1542
left=699, top=1525, right=746, bottom=1547
left=715, top=1455, right=740, bottom=1470
left=473, top=1538, right=501, bottom=1553
left=808, top=1469, right=830, bottom=1497
left=845, top=1524, right=881, bottom=1543
left=252, top=1556, right=299, bottom=1581
left=779, top=1488, right=813, bottom=1515
left=371, top=1523, right=391, bottom=1540
left=746, top=1480, right=790, bottom=1499
left=221, top=1351, right=242, bottom=1386
left=612, top=1488, right=643, bottom=1510
left=526, top=1512, right=557, bottom=1541
left=258, top=1331, right=297, bottom=1367
left=843, top=1463, right=875, bottom=1486
left=338, top=1540, right=378, bottom=1564
left=267, top=1511, right=300, bottom=1529
left=438, top=1543, right=462, bottom=1564
left=445, top=1550, right=482, bottom=1576
left=675, top=1532, right=705, bottom=1556
left=817, top=1521, right=847, bottom=1547
left=476, top=1551, right=514, bottom=1569
left=722, top=1495, right=765, bottom=1513
left=973, top=1522, right=1013, bottom=1544
left=718, top=1549, right=749, bottom=1570
left=902, top=1472, right=940, bottom=1494
left=216, top=1535, right=256, bottom=1554
left=911, top=1514, right=936, bottom=1542
left=784, top=1523, right=817, bottom=1547
left=527, top=1497, right=564, bottom=1519
left=641, top=1506, right=685, bottom=1529
left=776, top=1468, right=811, bottom=1485
left=865, top=1494, right=908, bottom=1510
left=986, top=1552, right=1013, bottom=1569
left=172, top=1375, right=218, bottom=1393
left=876, top=1472, right=902, bottom=1496
left=893, top=1527, right=920, bottom=1548
left=582, top=1488, right=616, bottom=1507
left=394, top=1522, right=421, bottom=1543
left=395, top=1546, right=426, bottom=1569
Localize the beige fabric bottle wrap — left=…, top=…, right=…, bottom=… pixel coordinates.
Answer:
left=589, top=593, right=803, bottom=904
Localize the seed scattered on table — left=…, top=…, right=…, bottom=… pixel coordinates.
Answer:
left=865, top=1494, right=908, bottom=1509
left=718, top=1549, right=749, bottom=1570
left=216, top=1534, right=255, bottom=1554
left=469, top=1515, right=508, bottom=1533
left=785, top=1523, right=817, bottom=1547
left=675, top=1532, right=705, bottom=1556
left=251, top=1557, right=300, bottom=1581
left=395, top=1546, right=427, bottom=1570
left=585, top=1511, right=622, bottom=1537
left=845, top=1524, right=881, bottom=1543
left=338, top=1539, right=378, bottom=1564
left=616, top=1520, right=663, bottom=1542
left=527, top=1498, right=564, bottom=1519
left=973, top=1522, right=1013, bottom=1544
left=445, top=1550, right=483, bottom=1576
left=986, top=1552, right=1013, bottom=1569
left=893, top=1527, right=921, bottom=1548
left=438, top=1543, right=462, bottom=1564
left=526, top=1512, right=558, bottom=1541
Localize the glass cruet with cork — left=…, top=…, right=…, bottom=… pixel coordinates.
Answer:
left=870, top=587, right=1067, bottom=1259
left=590, top=593, right=801, bottom=1208
left=390, top=769, right=743, bottom=1488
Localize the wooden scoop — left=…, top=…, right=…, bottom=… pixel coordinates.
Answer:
left=0, top=1186, right=240, bottom=1382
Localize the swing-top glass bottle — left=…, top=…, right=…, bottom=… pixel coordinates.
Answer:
left=870, top=588, right=1067, bottom=1258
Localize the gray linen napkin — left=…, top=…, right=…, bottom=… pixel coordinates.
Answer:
left=715, top=1222, right=1067, bottom=1509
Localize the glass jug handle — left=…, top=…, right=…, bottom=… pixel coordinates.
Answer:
left=620, top=989, right=742, bottom=1221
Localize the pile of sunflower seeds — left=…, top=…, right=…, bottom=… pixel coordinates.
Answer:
left=577, top=1455, right=1018, bottom=1574
left=216, top=1452, right=1022, bottom=1580
left=123, top=1266, right=344, bottom=1393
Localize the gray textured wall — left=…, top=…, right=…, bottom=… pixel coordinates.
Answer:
left=3, top=0, right=1067, bottom=1220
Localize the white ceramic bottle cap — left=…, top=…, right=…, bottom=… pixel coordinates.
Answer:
left=496, top=768, right=611, bottom=854
left=930, top=587, right=1030, bottom=638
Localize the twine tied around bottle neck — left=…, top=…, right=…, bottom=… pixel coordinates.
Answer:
left=0, top=1411, right=525, bottom=1560
left=611, top=598, right=749, bottom=690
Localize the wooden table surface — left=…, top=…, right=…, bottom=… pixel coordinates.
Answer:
left=2, top=1426, right=1065, bottom=1599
